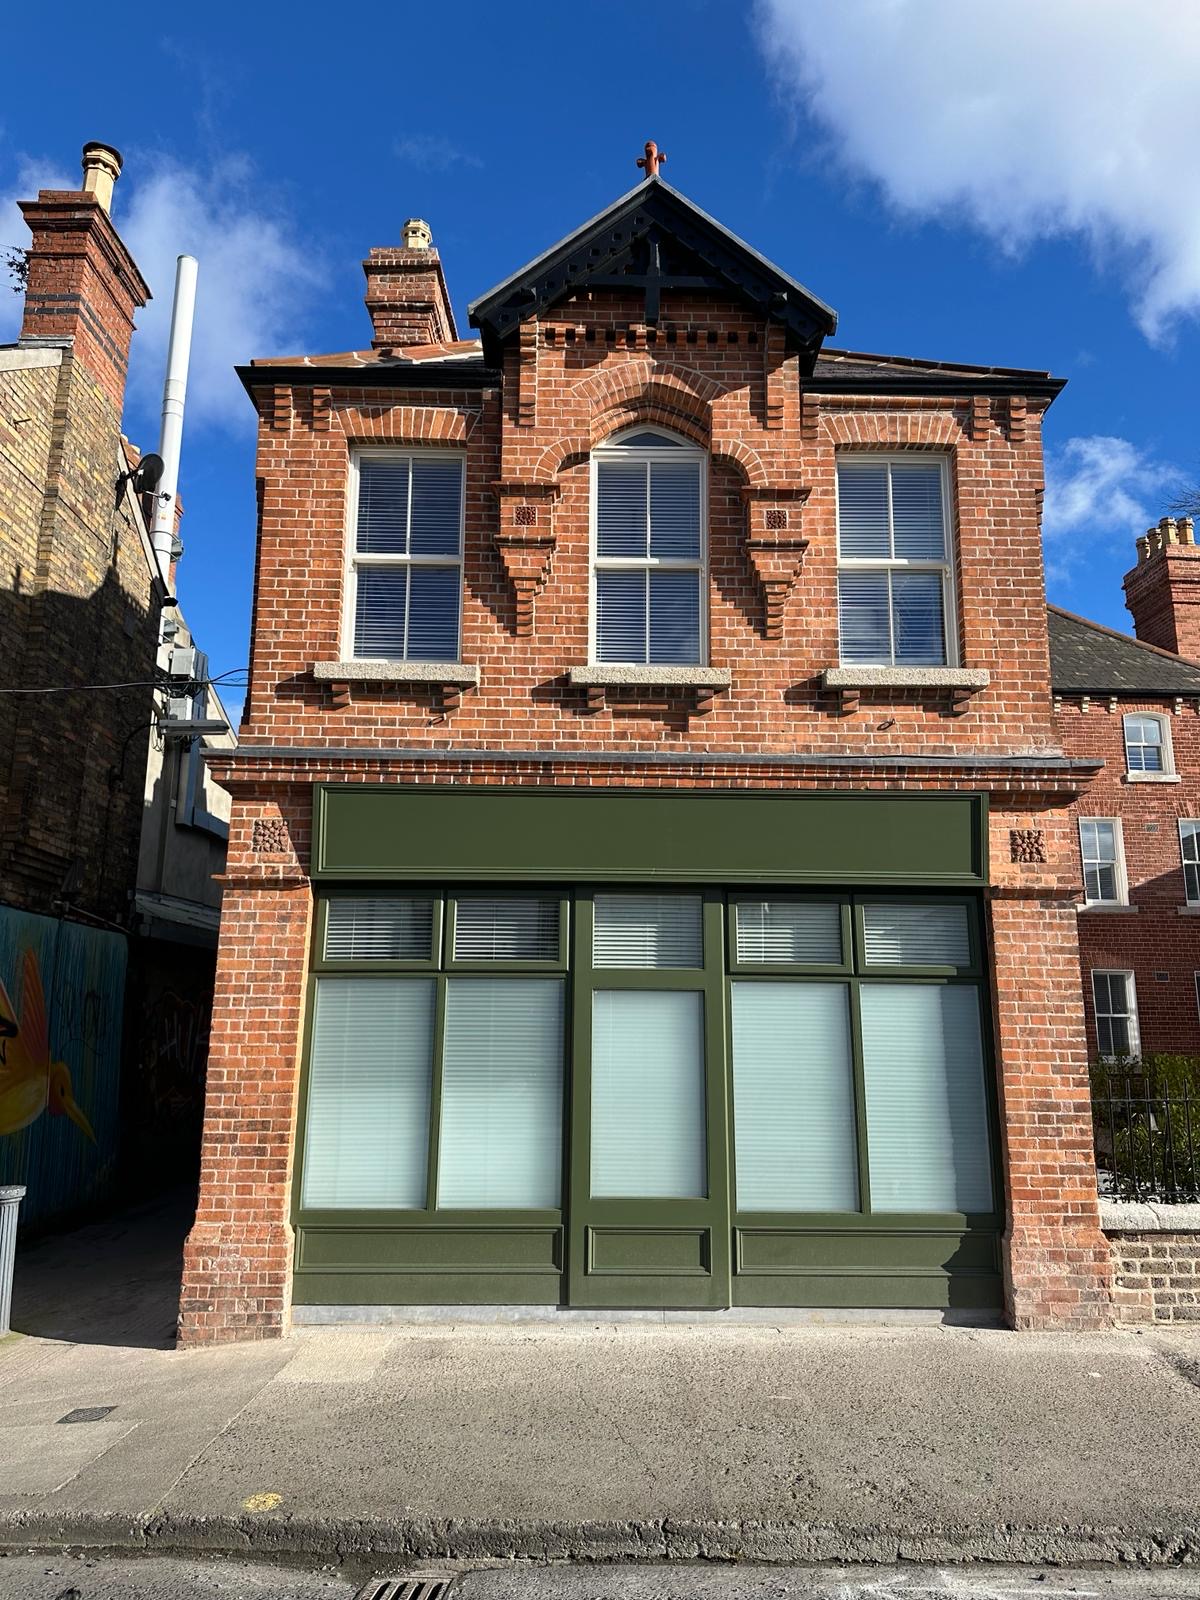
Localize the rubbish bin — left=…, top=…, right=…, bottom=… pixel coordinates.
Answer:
left=0, top=1186, right=25, bottom=1336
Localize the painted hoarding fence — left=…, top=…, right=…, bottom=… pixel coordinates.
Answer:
left=0, top=905, right=126, bottom=1229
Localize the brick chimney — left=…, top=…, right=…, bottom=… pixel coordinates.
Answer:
left=1124, top=516, right=1200, bottom=660
left=18, top=142, right=150, bottom=413
left=363, top=217, right=457, bottom=350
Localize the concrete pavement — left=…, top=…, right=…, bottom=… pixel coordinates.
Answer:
left=1, top=1202, right=1200, bottom=1567
left=2, top=1560, right=1200, bottom=1600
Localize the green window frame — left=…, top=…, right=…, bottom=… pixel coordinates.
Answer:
left=298, top=891, right=570, bottom=1223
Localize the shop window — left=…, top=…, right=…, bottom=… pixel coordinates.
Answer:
left=591, top=989, right=707, bottom=1199
left=592, top=893, right=703, bottom=968
left=1181, top=820, right=1200, bottom=904
left=733, top=899, right=842, bottom=965
left=861, top=901, right=971, bottom=968
left=324, top=896, right=435, bottom=962
left=452, top=897, right=560, bottom=962
left=1092, top=970, right=1140, bottom=1059
left=301, top=977, right=435, bottom=1208
left=730, top=982, right=858, bottom=1210
left=1079, top=819, right=1127, bottom=906
left=591, top=427, right=706, bottom=665
left=836, top=456, right=955, bottom=667
left=348, top=452, right=464, bottom=661
left=1123, top=712, right=1173, bottom=777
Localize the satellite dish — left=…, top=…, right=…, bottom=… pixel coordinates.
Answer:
left=134, top=452, right=165, bottom=493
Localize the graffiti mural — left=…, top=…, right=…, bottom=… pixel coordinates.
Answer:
left=0, top=906, right=126, bottom=1229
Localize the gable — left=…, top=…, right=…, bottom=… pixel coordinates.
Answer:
left=469, top=176, right=837, bottom=372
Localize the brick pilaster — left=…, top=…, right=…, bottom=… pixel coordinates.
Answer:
left=178, top=873, right=312, bottom=1345
left=990, top=893, right=1113, bottom=1328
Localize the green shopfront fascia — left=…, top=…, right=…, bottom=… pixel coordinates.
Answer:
left=292, top=786, right=1003, bottom=1312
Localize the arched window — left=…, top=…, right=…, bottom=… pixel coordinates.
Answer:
left=590, top=427, right=706, bottom=666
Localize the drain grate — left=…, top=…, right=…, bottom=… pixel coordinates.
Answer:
left=58, top=1407, right=116, bottom=1424
left=353, top=1581, right=452, bottom=1600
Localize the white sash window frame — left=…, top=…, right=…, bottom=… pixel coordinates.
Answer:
left=344, top=448, right=466, bottom=664
left=835, top=452, right=959, bottom=669
left=589, top=426, right=709, bottom=667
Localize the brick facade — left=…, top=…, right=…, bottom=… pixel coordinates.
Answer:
left=1108, top=1228, right=1200, bottom=1323
left=1, top=156, right=159, bottom=925
left=180, top=178, right=1114, bottom=1341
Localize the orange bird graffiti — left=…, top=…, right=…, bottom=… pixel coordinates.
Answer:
left=0, top=949, right=95, bottom=1142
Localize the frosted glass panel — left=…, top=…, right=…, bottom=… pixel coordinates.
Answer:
left=593, top=894, right=703, bottom=968
left=731, top=983, right=858, bottom=1211
left=862, top=902, right=971, bottom=967
left=301, top=978, right=434, bottom=1209
left=324, top=898, right=434, bottom=962
left=860, top=984, right=993, bottom=1213
left=591, top=990, right=706, bottom=1198
left=735, top=900, right=842, bottom=965
left=437, top=978, right=564, bottom=1208
left=453, top=898, right=559, bottom=961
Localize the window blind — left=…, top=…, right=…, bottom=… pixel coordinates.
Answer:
left=889, top=461, right=946, bottom=559
left=862, top=903, right=971, bottom=967
left=301, top=978, right=434, bottom=1209
left=353, top=567, right=409, bottom=658
left=648, top=461, right=701, bottom=558
left=437, top=978, right=564, bottom=1208
left=891, top=571, right=946, bottom=665
left=731, top=982, right=858, bottom=1211
left=452, top=898, right=560, bottom=962
left=837, top=571, right=891, bottom=664
left=591, top=989, right=706, bottom=1198
left=836, top=461, right=890, bottom=559
left=1181, top=821, right=1200, bottom=903
left=324, top=897, right=434, bottom=962
left=1124, top=714, right=1165, bottom=772
left=356, top=459, right=410, bottom=555
left=1080, top=820, right=1119, bottom=903
left=592, top=894, right=703, bottom=968
left=408, top=458, right=463, bottom=555
left=860, top=983, right=992, bottom=1213
left=735, top=900, right=842, bottom=965
left=353, top=454, right=462, bottom=662
left=596, top=460, right=646, bottom=558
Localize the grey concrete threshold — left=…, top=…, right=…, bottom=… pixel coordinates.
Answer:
left=291, top=1303, right=1003, bottom=1327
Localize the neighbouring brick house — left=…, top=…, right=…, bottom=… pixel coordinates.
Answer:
left=0, top=145, right=231, bottom=1227
left=182, top=161, right=1118, bottom=1345
left=1051, top=560, right=1200, bottom=1062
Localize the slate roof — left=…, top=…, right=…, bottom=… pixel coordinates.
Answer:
left=1048, top=605, right=1200, bottom=696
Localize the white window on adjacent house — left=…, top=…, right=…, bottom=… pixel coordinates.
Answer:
left=591, top=428, right=706, bottom=666
left=1180, top=821, right=1200, bottom=904
left=1079, top=818, right=1127, bottom=906
left=1123, top=712, right=1173, bottom=777
left=1092, top=970, right=1140, bottom=1059
left=836, top=455, right=956, bottom=667
left=347, top=452, right=464, bottom=662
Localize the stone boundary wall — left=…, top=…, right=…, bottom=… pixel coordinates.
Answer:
left=1102, top=1201, right=1200, bottom=1323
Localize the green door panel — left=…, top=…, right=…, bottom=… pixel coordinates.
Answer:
left=314, top=786, right=988, bottom=886
left=732, top=1226, right=1002, bottom=1309
left=587, top=1227, right=712, bottom=1276
left=292, top=1223, right=565, bottom=1306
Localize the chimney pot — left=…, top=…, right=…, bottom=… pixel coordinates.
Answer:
left=80, top=141, right=123, bottom=214
left=401, top=217, right=432, bottom=251
left=1137, top=535, right=1149, bottom=564
left=1182, top=517, right=1196, bottom=546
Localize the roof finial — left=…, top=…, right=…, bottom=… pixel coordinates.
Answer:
left=637, top=140, right=666, bottom=180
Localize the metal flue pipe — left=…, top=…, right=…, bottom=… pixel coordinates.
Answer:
left=150, top=253, right=198, bottom=588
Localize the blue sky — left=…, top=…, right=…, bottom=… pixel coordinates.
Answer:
left=4, top=0, right=1199, bottom=725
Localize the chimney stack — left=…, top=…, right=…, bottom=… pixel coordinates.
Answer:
left=1124, top=515, right=1200, bottom=660
left=363, top=218, right=457, bottom=350
left=18, top=141, right=150, bottom=414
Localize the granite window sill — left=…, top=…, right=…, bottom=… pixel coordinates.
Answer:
left=820, top=666, right=991, bottom=691
left=313, top=660, right=480, bottom=687
left=1079, top=903, right=1138, bottom=913
left=568, top=665, right=732, bottom=690
left=1122, top=771, right=1181, bottom=784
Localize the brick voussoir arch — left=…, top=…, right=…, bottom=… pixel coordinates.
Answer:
left=341, top=404, right=478, bottom=446
left=822, top=411, right=964, bottom=449
left=571, top=357, right=724, bottom=414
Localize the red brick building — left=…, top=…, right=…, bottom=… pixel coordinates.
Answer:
left=1052, top=523, right=1200, bottom=1061
left=181, top=167, right=1116, bottom=1344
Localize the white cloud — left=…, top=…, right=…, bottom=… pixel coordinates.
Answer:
left=119, top=155, right=324, bottom=433
left=394, top=135, right=482, bottom=172
left=756, top=0, right=1200, bottom=340
left=1043, top=435, right=1177, bottom=583
left=0, top=146, right=323, bottom=431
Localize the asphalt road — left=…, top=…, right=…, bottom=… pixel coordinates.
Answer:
left=0, top=1558, right=1197, bottom=1600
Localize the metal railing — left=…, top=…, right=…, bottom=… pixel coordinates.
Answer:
left=1091, top=1067, right=1200, bottom=1204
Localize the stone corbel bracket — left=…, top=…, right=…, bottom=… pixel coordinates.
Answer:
left=742, top=486, right=811, bottom=639
left=492, top=480, right=560, bottom=637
